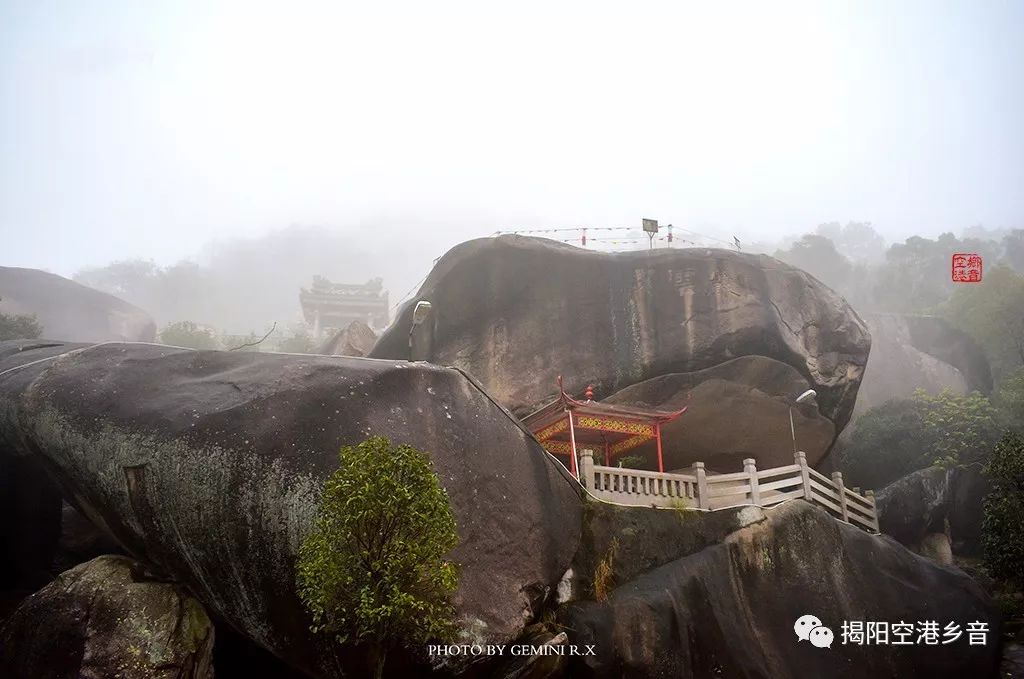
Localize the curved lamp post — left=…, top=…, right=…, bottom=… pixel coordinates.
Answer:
left=789, top=389, right=817, bottom=455
left=408, top=300, right=432, bottom=361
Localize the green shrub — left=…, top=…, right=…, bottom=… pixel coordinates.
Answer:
left=841, top=389, right=1003, bottom=489
left=840, top=398, right=931, bottom=489
left=275, top=324, right=317, bottom=354
left=917, top=389, right=1002, bottom=468
left=995, top=368, right=1024, bottom=434
left=0, top=303, right=42, bottom=341
left=158, top=321, right=220, bottom=350
left=296, top=436, right=460, bottom=678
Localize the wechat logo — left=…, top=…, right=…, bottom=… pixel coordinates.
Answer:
left=794, top=614, right=834, bottom=649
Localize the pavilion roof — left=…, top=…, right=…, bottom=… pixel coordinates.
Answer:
left=521, top=376, right=688, bottom=431
left=522, top=376, right=688, bottom=474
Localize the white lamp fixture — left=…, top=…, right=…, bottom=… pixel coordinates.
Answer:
left=408, top=300, right=432, bottom=361
left=789, top=389, right=817, bottom=455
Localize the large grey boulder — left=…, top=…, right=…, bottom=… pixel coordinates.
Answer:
left=0, top=555, right=214, bottom=679
left=318, top=319, right=377, bottom=357
left=875, top=464, right=990, bottom=557
left=370, top=236, right=870, bottom=462
left=851, top=314, right=992, bottom=422
left=602, top=356, right=833, bottom=470
left=0, top=339, right=582, bottom=677
left=558, top=501, right=1000, bottom=678
left=902, top=315, right=993, bottom=395
left=0, top=266, right=156, bottom=342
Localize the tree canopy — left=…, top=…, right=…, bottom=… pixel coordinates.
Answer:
left=941, top=266, right=1024, bottom=383
left=841, top=389, right=1004, bottom=490
left=774, top=234, right=853, bottom=295
left=296, top=436, right=459, bottom=678
left=982, top=431, right=1024, bottom=582
left=994, top=368, right=1024, bottom=432
left=814, top=221, right=885, bottom=263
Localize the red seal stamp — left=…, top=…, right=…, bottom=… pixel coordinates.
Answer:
left=952, top=253, right=982, bottom=283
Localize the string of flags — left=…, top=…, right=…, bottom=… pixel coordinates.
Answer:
left=494, top=221, right=742, bottom=251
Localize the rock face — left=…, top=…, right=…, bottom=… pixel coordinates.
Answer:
left=0, top=266, right=156, bottom=342
left=0, top=452, right=63, bottom=616
left=875, top=464, right=990, bottom=557
left=54, top=501, right=126, bottom=573
left=370, top=236, right=870, bottom=462
left=1003, top=644, right=1024, bottom=679
left=902, top=315, right=993, bottom=395
left=0, top=339, right=582, bottom=677
left=851, top=313, right=992, bottom=421
left=602, top=356, right=834, bottom=470
left=0, top=555, right=214, bottom=679
left=558, top=501, right=1000, bottom=678
left=318, top=320, right=377, bottom=357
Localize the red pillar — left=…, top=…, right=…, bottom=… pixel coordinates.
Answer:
left=603, top=441, right=610, bottom=466
left=567, top=412, right=578, bottom=477
left=656, top=425, right=664, bottom=472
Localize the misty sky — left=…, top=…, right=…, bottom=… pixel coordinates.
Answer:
left=2, top=1, right=1023, bottom=279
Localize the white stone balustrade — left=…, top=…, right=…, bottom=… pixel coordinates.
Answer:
left=575, top=448, right=879, bottom=532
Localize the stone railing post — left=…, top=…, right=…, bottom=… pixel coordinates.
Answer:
left=579, top=449, right=595, bottom=491
left=865, top=490, right=879, bottom=531
left=831, top=471, right=850, bottom=522
left=694, top=461, right=709, bottom=509
left=796, top=451, right=812, bottom=500
left=744, top=458, right=760, bottom=505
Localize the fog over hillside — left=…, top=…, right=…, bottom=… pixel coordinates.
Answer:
left=72, top=223, right=461, bottom=333
left=3, top=1, right=1023, bottom=292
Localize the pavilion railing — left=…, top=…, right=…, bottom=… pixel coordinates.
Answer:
left=578, top=449, right=879, bottom=533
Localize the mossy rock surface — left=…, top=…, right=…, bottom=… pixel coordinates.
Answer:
left=0, top=340, right=583, bottom=677
left=559, top=501, right=1002, bottom=679
left=0, top=555, right=214, bottom=678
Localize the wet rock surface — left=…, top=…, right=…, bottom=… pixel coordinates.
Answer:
left=875, top=464, right=990, bottom=557
left=602, top=355, right=834, bottom=469
left=1004, top=643, right=1024, bottom=678
left=0, top=339, right=582, bottom=677
left=318, top=319, right=378, bottom=357
left=558, top=501, right=1001, bottom=679
left=0, top=555, right=214, bottom=679
left=370, top=236, right=870, bottom=446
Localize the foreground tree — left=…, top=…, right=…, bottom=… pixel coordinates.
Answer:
left=296, top=436, right=459, bottom=679
left=982, top=432, right=1024, bottom=582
